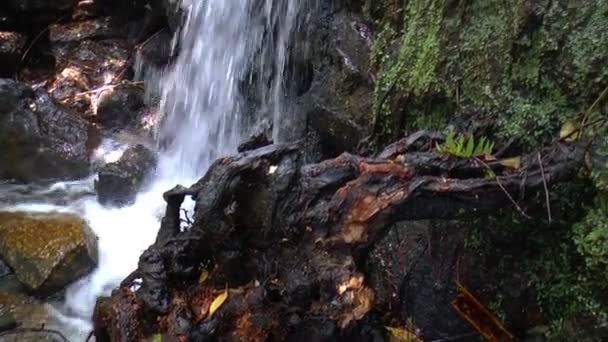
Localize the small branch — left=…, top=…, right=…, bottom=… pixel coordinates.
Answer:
left=538, top=153, right=552, bottom=223
left=181, top=208, right=193, bottom=225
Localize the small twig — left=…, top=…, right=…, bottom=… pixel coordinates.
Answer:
left=86, top=330, right=95, bottom=342
left=538, top=152, right=552, bottom=223
left=0, top=327, right=69, bottom=342
left=580, top=84, right=608, bottom=136
left=476, top=157, right=532, bottom=220
left=70, top=81, right=144, bottom=97
left=181, top=208, right=193, bottom=225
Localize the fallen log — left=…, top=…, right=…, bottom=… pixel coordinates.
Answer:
left=94, top=134, right=586, bottom=341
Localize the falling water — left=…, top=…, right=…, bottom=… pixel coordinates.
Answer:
left=0, top=0, right=303, bottom=340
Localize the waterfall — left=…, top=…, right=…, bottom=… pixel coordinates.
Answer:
left=45, top=0, right=303, bottom=339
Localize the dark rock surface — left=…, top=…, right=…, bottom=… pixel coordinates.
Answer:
left=0, top=31, right=27, bottom=77
left=96, top=85, right=145, bottom=128
left=2, top=0, right=79, bottom=12
left=95, top=144, right=157, bottom=207
left=0, top=79, right=92, bottom=182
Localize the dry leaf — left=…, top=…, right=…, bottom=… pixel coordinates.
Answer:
left=499, top=157, right=521, bottom=170
left=385, top=326, right=422, bottom=342
left=560, top=120, right=579, bottom=141
left=209, top=289, right=228, bottom=318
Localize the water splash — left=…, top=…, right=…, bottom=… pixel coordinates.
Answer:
left=41, top=0, right=302, bottom=339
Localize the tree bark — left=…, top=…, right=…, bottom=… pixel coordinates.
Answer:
left=94, top=133, right=586, bottom=341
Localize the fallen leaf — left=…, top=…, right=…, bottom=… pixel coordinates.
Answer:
left=560, top=120, right=579, bottom=141
left=209, top=288, right=228, bottom=318
left=385, top=326, right=422, bottom=342
left=150, top=334, right=162, bottom=342
left=499, top=157, right=521, bottom=170
left=199, top=270, right=209, bottom=284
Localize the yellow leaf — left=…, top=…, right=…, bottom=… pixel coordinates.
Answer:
left=385, top=326, right=422, bottom=342
left=199, top=270, right=209, bottom=284
left=499, top=157, right=521, bottom=170
left=560, top=120, right=579, bottom=141
left=208, top=289, right=228, bottom=318
left=150, top=334, right=162, bottom=342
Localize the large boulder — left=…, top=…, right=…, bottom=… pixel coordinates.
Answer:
left=0, top=79, right=92, bottom=182
left=0, top=211, right=98, bottom=294
left=95, top=144, right=157, bottom=207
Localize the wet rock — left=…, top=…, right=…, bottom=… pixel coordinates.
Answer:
left=278, top=10, right=372, bottom=151
left=0, top=211, right=98, bottom=294
left=163, top=0, right=185, bottom=32
left=3, top=0, right=79, bottom=12
left=49, top=17, right=127, bottom=43
left=96, top=85, right=145, bottom=128
left=135, top=29, right=173, bottom=68
left=366, top=221, right=474, bottom=340
left=307, top=107, right=363, bottom=158
left=0, top=79, right=92, bottom=182
left=238, top=120, right=273, bottom=153
left=95, top=144, right=157, bottom=207
left=0, top=31, right=27, bottom=77
left=46, top=39, right=131, bottom=116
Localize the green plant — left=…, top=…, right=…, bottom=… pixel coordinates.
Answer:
left=436, top=130, right=495, bottom=158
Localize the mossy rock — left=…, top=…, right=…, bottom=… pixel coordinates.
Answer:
left=0, top=212, right=98, bottom=294
left=369, top=0, right=608, bottom=146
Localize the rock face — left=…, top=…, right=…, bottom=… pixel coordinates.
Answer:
left=0, top=31, right=27, bottom=77
left=95, top=144, right=157, bottom=207
left=0, top=79, right=92, bottom=182
left=270, top=7, right=373, bottom=156
left=0, top=211, right=98, bottom=294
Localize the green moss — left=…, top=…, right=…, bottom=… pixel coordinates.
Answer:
left=369, top=0, right=608, bottom=147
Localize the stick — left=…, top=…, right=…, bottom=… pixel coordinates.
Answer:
left=476, top=157, right=532, bottom=219
left=538, top=152, right=552, bottom=223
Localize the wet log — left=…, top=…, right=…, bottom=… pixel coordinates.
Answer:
left=94, top=134, right=586, bottom=341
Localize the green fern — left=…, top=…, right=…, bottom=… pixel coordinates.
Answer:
left=436, top=130, right=494, bottom=158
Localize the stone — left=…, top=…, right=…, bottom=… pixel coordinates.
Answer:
left=0, top=212, right=98, bottom=294
left=96, top=85, right=146, bottom=128
left=49, top=17, right=126, bottom=43
left=2, top=0, right=79, bottom=12
left=0, top=79, right=92, bottom=182
left=95, top=144, right=157, bottom=207
left=0, top=31, right=27, bottom=77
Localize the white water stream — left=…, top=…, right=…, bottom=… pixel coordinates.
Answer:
left=0, top=0, right=301, bottom=340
